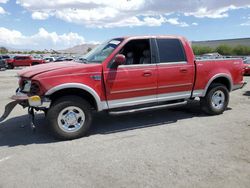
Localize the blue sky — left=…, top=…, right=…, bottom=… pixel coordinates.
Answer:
left=0, top=0, right=250, bottom=50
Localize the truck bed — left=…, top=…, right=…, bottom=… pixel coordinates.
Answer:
left=194, top=58, right=244, bottom=96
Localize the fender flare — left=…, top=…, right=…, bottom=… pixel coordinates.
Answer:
left=201, top=73, right=233, bottom=97
left=45, top=83, right=107, bottom=111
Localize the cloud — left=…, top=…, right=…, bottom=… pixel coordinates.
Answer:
left=184, top=5, right=237, bottom=18
left=31, top=11, right=50, bottom=20
left=165, top=18, right=189, bottom=27
left=0, top=0, right=8, bottom=3
left=0, top=27, right=85, bottom=50
left=16, top=0, right=250, bottom=28
left=0, top=6, right=7, bottom=14
left=241, top=21, right=250, bottom=26
left=0, top=0, right=9, bottom=15
left=240, top=13, right=250, bottom=26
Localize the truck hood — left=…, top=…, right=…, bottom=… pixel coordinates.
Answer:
left=18, top=61, right=100, bottom=78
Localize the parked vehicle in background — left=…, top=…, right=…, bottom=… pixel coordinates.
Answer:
left=0, top=55, right=11, bottom=69
left=0, top=55, right=11, bottom=60
left=0, top=35, right=246, bottom=140
left=44, top=57, right=55, bottom=63
left=201, top=52, right=222, bottom=59
left=243, top=57, right=250, bottom=75
left=0, top=57, right=6, bottom=69
left=6, top=55, right=45, bottom=69
left=64, top=58, right=74, bottom=61
left=54, top=57, right=74, bottom=62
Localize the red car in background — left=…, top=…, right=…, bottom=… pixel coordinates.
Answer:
left=243, top=57, right=250, bottom=75
left=6, top=55, right=45, bottom=69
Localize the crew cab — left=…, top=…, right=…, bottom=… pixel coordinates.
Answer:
left=0, top=35, right=246, bottom=140
left=6, top=55, right=45, bottom=69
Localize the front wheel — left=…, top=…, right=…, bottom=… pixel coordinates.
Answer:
left=200, top=83, right=229, bottom=115
left=7, top=64, right=14, bottom=69
left=31, top=62, right=39, bottom=66
left=47, top=96, right=93, bottom=140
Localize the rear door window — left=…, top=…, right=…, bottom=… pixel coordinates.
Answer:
left=156, top=39, right=186, bottom=63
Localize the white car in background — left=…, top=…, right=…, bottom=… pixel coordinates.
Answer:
left=43, top=57, right=56, bottom=63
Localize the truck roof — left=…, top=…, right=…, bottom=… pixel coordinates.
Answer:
left=120, top=35, right=187, bottom=40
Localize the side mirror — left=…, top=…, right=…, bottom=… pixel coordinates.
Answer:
left=114, top=54, right=126, bottom=66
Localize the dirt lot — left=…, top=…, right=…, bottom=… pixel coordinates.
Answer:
left=0, top=69, right=250, bottom=188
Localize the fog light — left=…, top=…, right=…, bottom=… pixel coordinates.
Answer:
left=28, top=96, right=41, bottom=107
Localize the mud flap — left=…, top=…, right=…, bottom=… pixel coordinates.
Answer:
left=0, top=100, right=19, bottom=123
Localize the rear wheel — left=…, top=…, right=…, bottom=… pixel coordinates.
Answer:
left=47, top=96, right=93, bottom=140
left=31, top=62, right=39, bottom=66
left=200, top=83, right=229, bottom=115
left=7, top=64, right=14, bottom=69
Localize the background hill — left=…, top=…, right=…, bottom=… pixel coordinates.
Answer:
left=58, top=44, right=97, bottom=54
left=192, top=38, right=250, bottom=47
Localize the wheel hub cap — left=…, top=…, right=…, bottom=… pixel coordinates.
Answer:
left=57, top=106, right=85, bottom=133
left=65, top=112, right=78, bottom=125
left=211, top=90, right=225, bottom=110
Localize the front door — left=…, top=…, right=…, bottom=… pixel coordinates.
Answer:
left=13, top=56, right=23, bottom=66
left=104, top=39, right=157, bottom=109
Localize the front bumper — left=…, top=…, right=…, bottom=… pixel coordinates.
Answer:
left=12, top=90, right=51, bottom=108
left=0, top=91, right=51, bottom=123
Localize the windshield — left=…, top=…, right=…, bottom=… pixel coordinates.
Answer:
left=79, top=38, right=123, bottom=63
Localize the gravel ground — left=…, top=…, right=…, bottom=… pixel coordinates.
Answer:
left=0, top=69, right=249, bottom=188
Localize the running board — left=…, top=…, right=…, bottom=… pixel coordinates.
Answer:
left=109, top=101, right=187, bottom=115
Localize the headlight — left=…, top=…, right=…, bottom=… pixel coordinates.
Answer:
left=22, top=80, right=31, bottom=92
left=30, top=82, right=40, bottom=95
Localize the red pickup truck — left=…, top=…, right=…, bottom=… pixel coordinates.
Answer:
left=6, top=55, right=45, bottom=69
left=0, top=35, right=246, bottom=140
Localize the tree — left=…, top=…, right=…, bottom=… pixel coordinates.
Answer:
left=192, top=45, right=214, bottom=55
left=216, top=44, right=233, bottom=55
left=0, top=47, right=8, bottom=54
left=232, top=45, right=250, bottom=56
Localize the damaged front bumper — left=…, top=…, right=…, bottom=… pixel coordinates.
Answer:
left=0, top=90, right=51, bottom=129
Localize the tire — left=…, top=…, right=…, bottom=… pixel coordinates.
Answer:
left=200, top=83, right=229, bottom=115
left=47, top=96, right=93, bottom=140
left=7, top=64, right=14, bottom=69
left=32, top=62, right=39, bottom=66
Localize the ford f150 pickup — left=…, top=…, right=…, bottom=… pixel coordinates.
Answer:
left=6, top=55, right=45, bottom=69
left=0, top=35, right=246, bottom=140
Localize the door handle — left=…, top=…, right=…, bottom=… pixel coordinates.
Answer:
left=180, top=68, right=188, bottom=73
left=143, top=71, right=152, bottom=77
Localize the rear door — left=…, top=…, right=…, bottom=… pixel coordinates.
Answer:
left=155, top=38, right=195, bottom=102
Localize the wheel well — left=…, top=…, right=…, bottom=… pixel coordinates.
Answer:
left=48, top=88, right=98, bottom=110
left=209, top=77, right=231, bottom=91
